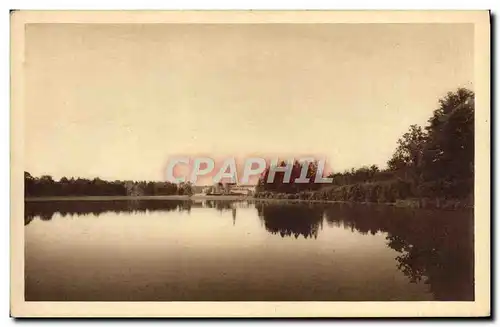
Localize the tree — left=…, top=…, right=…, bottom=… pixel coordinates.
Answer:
left=388, top=124, right=427, bottom=186
left=257, top=160, right=322, bottom=194
left=421, top=88, right=474, bottom=198
left=24, top=172, right=35, bottom=196
left=178, top=182, right=194, bottom=197
left=369, top=165, right=380, bottom=174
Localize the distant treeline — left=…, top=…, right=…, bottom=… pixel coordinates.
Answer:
left=256, top=88, right=474, bottom=207
left=24, top=173, right=194, bottom=197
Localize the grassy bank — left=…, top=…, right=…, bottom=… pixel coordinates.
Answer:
left=255, top=180, right=473, bottom=210
left=25, top=193, right=472, bottom=210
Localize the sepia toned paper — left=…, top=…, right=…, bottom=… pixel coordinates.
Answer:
left=11, top=10, right=490, bottom=318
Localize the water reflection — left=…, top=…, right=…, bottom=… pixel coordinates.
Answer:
left=323, top=203, right=474, bottom=301
left=25, top=199, right=188, bottom=224
left=256, top=203, right=323, bottom=239
left=24, top=199, right=473, bottom=301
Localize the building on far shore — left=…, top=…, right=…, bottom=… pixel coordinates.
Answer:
left=229, top=184, right=256, bottom=196
left=202, top=183, right=256, bottom=196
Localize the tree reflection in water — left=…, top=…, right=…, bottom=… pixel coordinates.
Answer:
left=255, top=202, right=324, bottom=239
left=24, top=199, right=249, bottom=225
left=24, top=199, right=190, bottom=225
left=204, top=200, right=234, bottom=212
left=24, top=199, right=473, bottom=300
left=323, top=203, right=474, bottom=301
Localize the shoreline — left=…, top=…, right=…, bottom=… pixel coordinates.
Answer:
left=24, top=195, right=394, bottom=204
left=24, top=195, right=472, bottom=210
left=24, top=195, right=251, bottom=202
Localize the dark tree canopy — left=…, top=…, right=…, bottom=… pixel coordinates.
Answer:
left=255, top=87, right=475, bottom=205
left=24, top=174, right=180, bottom=197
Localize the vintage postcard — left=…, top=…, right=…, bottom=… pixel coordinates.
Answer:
left=10, top=10, right=490, bottom=318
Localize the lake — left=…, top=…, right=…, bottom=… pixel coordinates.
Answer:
left=24, top=199, right=474, bottom=301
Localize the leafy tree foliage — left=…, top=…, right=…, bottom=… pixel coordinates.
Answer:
left=256, top=87, right=475, bottom=205
left=178, top=182, right=194, bottom=197
left=420, top=88, right=474, bottom=198
left=388, top=124, right=426, bottom=185
left=256, top=160, right=322, bottom=194
left=388, top=88, right=474, bottom=199
left=24, top=172, right=179, bottom=197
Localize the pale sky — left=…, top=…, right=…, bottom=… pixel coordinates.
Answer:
left=25, top=23, right=473, bottom=181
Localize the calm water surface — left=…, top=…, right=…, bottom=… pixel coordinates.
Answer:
left=25, top=199, right=474, bottom=301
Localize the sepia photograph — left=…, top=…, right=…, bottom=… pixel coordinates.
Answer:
left=10, top=10, right=490, bottom=317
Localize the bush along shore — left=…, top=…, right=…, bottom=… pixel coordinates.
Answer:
left=254, top=88, right=475, bottom=210
left=254, top=184, right=473, bottom=210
